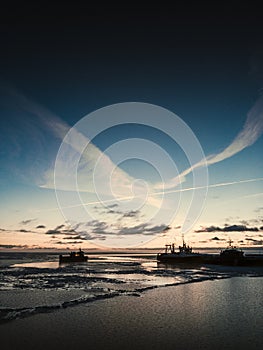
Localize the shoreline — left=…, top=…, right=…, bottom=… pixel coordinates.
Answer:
left=1, top=276, right=263, bottom=350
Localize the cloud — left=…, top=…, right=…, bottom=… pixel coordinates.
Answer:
left=206, top=95, right=263, bottom=164
left=224, top=225, right=259, bottom=232
left=254, top=207, right=263, bottom=213
left=155, top=94, right=263, bottom=191
left=242, top=218, right=263, bottom=226
left=73, top=221, right=110, bottom=240
left=122, top=210, right=140, bottom=218
left=0, top=85, right=63, bottom=186
left=63, top=235, right=87, bottom=240
left=86, top=220, right=109, bottom=233
left=36, top=225, right=46, bottom=229
left=54, top=241, right=83, bottom=245
left=163, top=225, right=172, bottom=232
left=0, top=244, right=28, bottom=249
left=195, top=224, right=260, bottom=233
left=45, top=229, right=63, bottom=235
left=75, top=220, right=170, bottom=239
left=118, top=223, right=169, bottom=236
left=107, top=204, right=119, bottom=209
left=240, top=220, right=249, bottom=226
left=195, top=226, right=222, bottom=233
left=45, top=224, right=78, bottom=235
left=245, top=238, right=263, bottom=245
left=55, top=224, right=65, bottom=230
left=48, top=228, right=98, bottom=242
left=1, top=86, right=163, bottom=211
left=0, top=86, right=132, bottom=190
left=107, top=209, right=123, bottom=214
left=20, top=219, right=36, bottom=225
left=210, top=237, right=226, bottom=241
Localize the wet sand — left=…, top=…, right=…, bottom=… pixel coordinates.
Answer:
left=1, top=277, right=263, bottom=350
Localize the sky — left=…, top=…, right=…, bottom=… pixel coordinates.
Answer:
left=0, top=2, right=263, bottom=250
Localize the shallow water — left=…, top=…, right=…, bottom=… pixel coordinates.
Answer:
left=0, top=251, right=263, bottom=324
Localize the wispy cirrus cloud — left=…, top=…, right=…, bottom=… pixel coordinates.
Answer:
left=4, top=85, right=262, bottom=199
left=1, top=86, right=134, bottom=192
left=155, top=94, right=263, bottom=191
left=206, top=95, right=263, bottom=163
left=1, top=85, right=162, bottom=212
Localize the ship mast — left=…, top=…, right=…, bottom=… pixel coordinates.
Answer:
left=227, top=238, right=233, bottom=247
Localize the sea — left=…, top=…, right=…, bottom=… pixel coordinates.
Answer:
left=1, top=248, right=263, bottom=323
left=0, top=249, right=263, bottom=350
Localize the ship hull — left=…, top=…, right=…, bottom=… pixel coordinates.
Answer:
left=157, top=253, right=263, bottom=266
left=59, top=256, right=88, bottom=264
left=157, top=253, right=206, bottom=264
left=204, top=254, right=263, bottom=266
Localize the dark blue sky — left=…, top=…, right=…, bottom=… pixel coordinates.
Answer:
left=1, top=3, right=261, bottom=150
left=1, top=4, right=261, bottom=143
left=1, top=3, right=261, bottom=113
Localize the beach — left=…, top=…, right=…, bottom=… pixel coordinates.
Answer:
left=1, top=276, right=263, bottom=350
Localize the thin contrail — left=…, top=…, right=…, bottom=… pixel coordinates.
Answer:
left=33, top=177, right=263, bottom=212
left=153, top=177, right=263, bottom=196
left=241, top=192, right=263, bottom=199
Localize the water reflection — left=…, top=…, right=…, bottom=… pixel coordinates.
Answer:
left=12, top=261, right=59, bottom=269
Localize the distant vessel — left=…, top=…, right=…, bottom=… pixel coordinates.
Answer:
left=157, top=239, right=206, bottom=263
left=157, top=238, right=263, bottom=266
left=59, top=248, right=88, bottom=263
left=206, top=239, right=263, bottom=266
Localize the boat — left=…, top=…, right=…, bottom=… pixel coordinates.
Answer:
left=157, top=239, right=206, bottom=264
left=216, top=239, right=244, bottom=265
left=157, top=238, right=263, bottom=266
left=205, top=239, right=263, bottom=266
left=59, top=248, right=88, bottom=263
